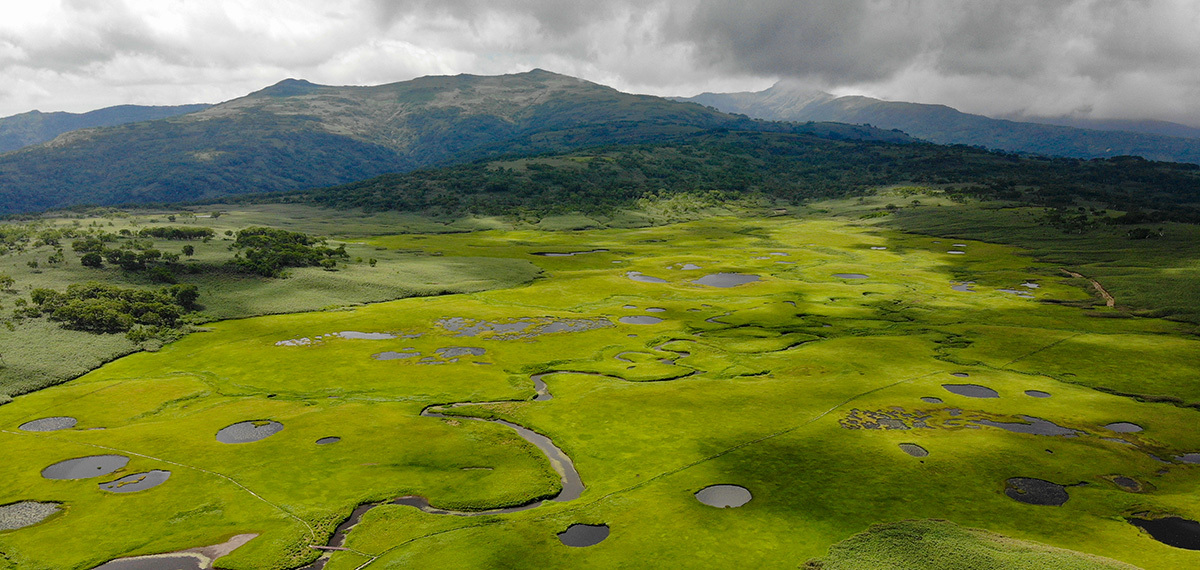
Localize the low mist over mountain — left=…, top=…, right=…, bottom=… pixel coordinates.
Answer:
left=0, top=104, right=211, bottom=154
left=0, top=70, right=910, bottom=215
left=679, top=82, right=1200, bottom=165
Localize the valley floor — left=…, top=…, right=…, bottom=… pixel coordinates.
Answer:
left=2, top=216, right=1199, bottom=569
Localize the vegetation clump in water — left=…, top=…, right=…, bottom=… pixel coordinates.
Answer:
left=1005, top=478, right=1069, bottom=506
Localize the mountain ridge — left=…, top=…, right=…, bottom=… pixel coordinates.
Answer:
left=677, top=82, right=1200, bottom=164
left=0, top=103, right=211, bottom=154
left=0, top=70, right=909, bottom=215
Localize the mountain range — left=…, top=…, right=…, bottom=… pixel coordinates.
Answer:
left=677, top=82, right=1200, bottom=164
left=0, top=70, right=908, bottom=215
left=0, top=104, right=211, bottom=154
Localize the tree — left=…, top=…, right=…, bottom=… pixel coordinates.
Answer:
left=80, top=253, right=104, bottom=268
left=182, top=245, right=194, bottom=257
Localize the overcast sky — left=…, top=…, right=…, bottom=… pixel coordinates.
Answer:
left=2, top=0, right=1198, bottom=125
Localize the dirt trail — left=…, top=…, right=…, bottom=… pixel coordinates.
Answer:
left=1062, top=269, right=1115, bottom=307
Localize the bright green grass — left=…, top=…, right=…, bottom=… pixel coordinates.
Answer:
left=880, top=201, right=1200, bottom=324
left=806, top=519, right=1138, bottom=569
left=1, top=216, right=1199, bottom=569
left=0, top=205, right=542, bottom=397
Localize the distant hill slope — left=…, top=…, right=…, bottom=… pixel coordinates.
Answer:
left=0, top=104, right=211, bottom=154
left=0, top=70, right=909, bottom=215
left=678, top=82, right=1200, bottom=164
left=247, top=130, right=1200, bottom=223
left=1009, top=115, right=1200, bottom=140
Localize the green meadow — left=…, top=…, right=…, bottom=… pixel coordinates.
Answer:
left=2, top=215, right=1199, bottom=569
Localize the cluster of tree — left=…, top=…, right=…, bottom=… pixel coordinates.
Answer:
left=237, top=131, right=1200, bottom=224
left=231, top=227, right=349, bottom=277
left=136, top=226, right=214, bottom=240
left=71, top=236, right=183, bottom=281
left=22, top=282, right=199, bottom=334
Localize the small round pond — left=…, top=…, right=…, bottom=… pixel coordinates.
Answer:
left=899, top=443, right=929, bottom=458
left=1105, top=422, right=1144, bottom=433
left=1130, top=517, right=1200, bottom=550
left=18, top=416, right=77, bottom=432
left=832, top=273, right=869, bottom=279
left=336, top=331, right=396, bottom=340
left=42, top=455, right=129, bottom=480
left=316, top=437, right=341, bottom=445
left=942, top=384, right=999, bottom=398
left=950, top=372, right=970, bottom=378
left=0, top=501, right=60, bottom=531
left=694, top=273, right=760, bottom=288
left=1004, top=477, right=1068, bottom=506
left=1025, top=390, right=1052, bottom=398
left=435, top=347, right=486, bottom=358
left=373, top=350, right=419, bottom=360
left=920, top=397, right=944, bottom=404
left=1176, top=453, right=1200, bottom=464
left=558, top=524, right=610, bottom=547
left=619, top=316, right=663, bottom=325
left=695, top=484, right=752, bottom=508
left=99, top=470, right=171, bottom=493
left=216, top=420, right=284, bottom=444
left=627, top=271, right=667, bottom=284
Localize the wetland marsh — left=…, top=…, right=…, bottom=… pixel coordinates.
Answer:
left=2, top=215, right=1199, bottom=569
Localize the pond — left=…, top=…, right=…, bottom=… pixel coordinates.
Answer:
left=558, top=524, right=610, bottom=547
left=99, top=470, right=171, bottom=493
left=695, top=484, right=752, bottom=508
left=942, top=384, right=999, bottom=398
left=18, top=417, right=77, bottom=432
left=694, top=273, right=760, bottom=288
left=41, top=455, right=129, bottom=480
left=216, top=420, right=284, bottom=444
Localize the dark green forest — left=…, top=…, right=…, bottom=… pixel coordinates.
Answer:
left=250, top=131, right=1200, bottom=222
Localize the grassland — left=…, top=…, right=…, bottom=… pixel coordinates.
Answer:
left=2, top=215, right=1199, bottom=569
left=0, top=204, right=542, bottom=398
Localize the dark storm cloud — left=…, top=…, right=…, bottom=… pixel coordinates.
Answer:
left=1, top=1, right=1198, bottom=124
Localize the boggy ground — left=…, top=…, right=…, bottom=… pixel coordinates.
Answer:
left=1, top=217, right=1199, bottom=569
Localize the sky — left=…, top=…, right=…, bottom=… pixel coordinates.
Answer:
left=1, top=0, right=1199, bottom=125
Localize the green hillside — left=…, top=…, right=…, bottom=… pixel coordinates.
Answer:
left=260, top=130, right=1200, bottom=222
left=0, top=104, right=211, bottom=154
left=0, top=71, right=907, bottom=215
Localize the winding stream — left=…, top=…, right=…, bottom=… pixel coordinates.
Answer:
left=305, top=353, right=700, bottom=565
left=302, top=371, right=585, bottom=567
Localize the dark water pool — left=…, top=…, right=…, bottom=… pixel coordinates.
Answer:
left=1004, top=477, right=1068, bottom=506
left=694, top=273, right=760, bottom=288
left=942, top=384, right=999, bottom=398
left=216, top=420, right=284, bottom=444
left=99, top=470, right=171, bottom=493
left=41, top=455, right=128, bottom=480
left=19, top=417, right=77, bottom=432
left=1130, top=517, right=1200, bottom=550
left=558, top=524, right=610, bottom=547
left=695, top=485, right=752, bottom=508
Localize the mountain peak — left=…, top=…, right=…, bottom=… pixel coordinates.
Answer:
left=254, top=78, right=325, bottom=98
